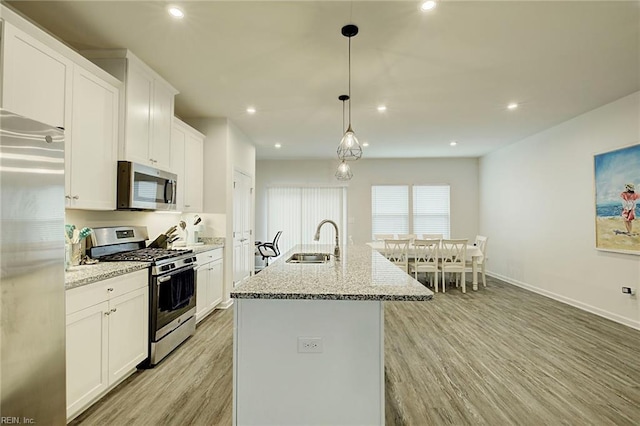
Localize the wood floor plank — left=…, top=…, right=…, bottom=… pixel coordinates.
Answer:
left=73, top=277, right=640, bottom=425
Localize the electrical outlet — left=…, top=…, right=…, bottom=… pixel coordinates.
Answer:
left=298, top=337, right=323, bottom=353
left=621, top=287, right=636, bottom=295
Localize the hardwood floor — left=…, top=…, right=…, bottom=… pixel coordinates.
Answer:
left=73, top=277, right=640, bottom=425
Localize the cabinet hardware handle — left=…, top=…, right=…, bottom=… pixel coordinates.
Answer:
left=107, top=288, right=114, bottom=292
left=110, top=308, right=117, bottom=313
left=105, top=311, right=111, bottom=316
left=185, top=204, right=191, bottom=208
left=72, top=195, right=79, bottom=200
left=65, top=195, right=71, bottom=200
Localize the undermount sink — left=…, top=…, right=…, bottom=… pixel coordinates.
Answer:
left=286, top=253, right=331, bottom=264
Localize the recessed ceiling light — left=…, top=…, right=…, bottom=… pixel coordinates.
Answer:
left=274, top=143, right=282, bottom=148
left=420, top=1, right=437, bottom=12
left=377, top=105, right=387, bottom=112
left=168, top=6, right=184, bottom=19
left=246, top=107, right=256, bottom=114
left=507, top=102, right=519, bottom=110
left=363, top=142, right=370, bottom=147
left=450, top=141, right=457, bottom=147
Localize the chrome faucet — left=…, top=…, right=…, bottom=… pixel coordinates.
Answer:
left=314, top=219, right=340, bottom=261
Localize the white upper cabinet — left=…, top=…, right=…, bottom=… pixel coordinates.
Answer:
left=1, top=11, right=122, bottom=211
left=124, top=63, right=153, bottom=165
left=170, top=124, right=187, bottom=210
left=83, top=50, right=179, bottom=172
left=67, top=66, right=119, bottom=210
left=150, top=82, right=174, bottom=169
left=171, top=117, right=204, bottom=213
left=1, top=20, right=72, bottom=129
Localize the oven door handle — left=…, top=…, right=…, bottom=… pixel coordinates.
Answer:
left=158, top=275, right=172, bottom=283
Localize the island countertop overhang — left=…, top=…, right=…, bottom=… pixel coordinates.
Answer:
left=231, top=244, right=434, bottom=301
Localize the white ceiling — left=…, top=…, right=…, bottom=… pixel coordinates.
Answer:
left=7, top=1, right=639, bottom=160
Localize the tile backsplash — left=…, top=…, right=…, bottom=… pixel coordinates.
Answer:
left=65, top=210, right=226, bottom=246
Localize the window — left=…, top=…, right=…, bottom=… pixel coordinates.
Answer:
left=371, top=184, right=450, bottom=239
left=413, top=185, right=450, bottom=238
left=267, top=187, right=346, bottom=255
left=371, top=185, right=409, bottom=237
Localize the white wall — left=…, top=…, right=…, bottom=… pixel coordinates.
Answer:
left=480, top=91, right=640, bottom=329
left=256, top=158, right=479, bottom=244
left=65, top=210, right=181, bottom=246
left=189, top=117, right=256, bottom=306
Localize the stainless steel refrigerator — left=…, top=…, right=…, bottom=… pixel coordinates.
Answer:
left=0, top=109, right=66, bottom=423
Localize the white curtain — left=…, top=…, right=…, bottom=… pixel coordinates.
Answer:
left=267, top=187, right=346, bottom=255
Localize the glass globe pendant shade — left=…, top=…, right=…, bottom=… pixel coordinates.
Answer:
left=335, top=160, right=353, bottom=181
left=337, top=125, right=362, bottom=161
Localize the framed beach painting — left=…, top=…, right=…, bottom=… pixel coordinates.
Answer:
left=594, top=143, right=640, bottom=254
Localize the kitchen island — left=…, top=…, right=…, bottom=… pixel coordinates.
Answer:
left=231, top=244, right=433, bottom=426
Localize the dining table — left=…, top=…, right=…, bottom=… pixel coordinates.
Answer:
left=366, top=240, right=485, bottom=291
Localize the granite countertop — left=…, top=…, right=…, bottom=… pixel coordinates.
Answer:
left=184, top=243, right=224, bottom=254
left=65, top=239, right=225, bottom=290
left=65, top=261, right=150, bottom=290
left=231, top=244, right=434, bottom=301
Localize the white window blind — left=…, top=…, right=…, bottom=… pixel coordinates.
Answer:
left=413, top=185, right=450, bottom=238
left=371, top=185, right=409, bottom=238
left=267, top=187, right=346, bottom=255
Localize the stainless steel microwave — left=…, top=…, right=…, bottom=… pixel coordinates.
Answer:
left=117, top=161, right=177, bottom=211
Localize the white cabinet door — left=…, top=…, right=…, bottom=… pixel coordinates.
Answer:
left=209, top=258, right=224, bottom=309
left=150, top=82, right=174, bottom=170
left=170, top=124, right=186, bottom=211
left=1, top=21, right=72, bottom=129
left=195, top=264, right=209, bottom=323
left=68, top=65, right=118, bottom=210
left=66, top=301, right=109, bottom=420
left=184, top=132, right=204, bottom=212
left=107, top=286, right=149, bottom=386
left=124, top=62, right=153, bottom=165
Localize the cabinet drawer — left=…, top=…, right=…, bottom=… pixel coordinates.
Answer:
left=66, top=269, right=148, bottom=315
left=196, top=248, right=222, bottom=266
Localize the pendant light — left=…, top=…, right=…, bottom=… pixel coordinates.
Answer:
left=335, top=94, right=353, bottom=181
left=337, top=24, right=363, bottom=161
left=335, top=159, right=353, bottom=181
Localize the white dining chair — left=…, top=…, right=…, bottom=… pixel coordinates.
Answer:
left=465, top=235, right=488, bottom=287
left=374, top=233, right=395, bottom=241
left=439, top=239, right=468, bottom=293
left=398, top=233, right=416, bottom=243
left=420, top=233, right=443, bottom=240
left=383, top=239, right=411, bottom=273
left=409, top=239, right=439, bottom=291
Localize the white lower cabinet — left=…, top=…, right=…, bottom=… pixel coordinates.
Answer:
left=195, top=249, right=224, bottom=323
left=65, top=269, right=148, bottom=421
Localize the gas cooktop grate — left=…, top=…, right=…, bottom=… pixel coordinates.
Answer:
left=100, top=248, right=192, bottom=263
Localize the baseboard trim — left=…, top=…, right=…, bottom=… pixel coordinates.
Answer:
left=218, top=299, right=234, bottom=310
left=488, top=271, right=640, bottom=331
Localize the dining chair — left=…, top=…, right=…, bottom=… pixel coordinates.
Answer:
left=465, top=235, right=488, bottom=287
left=397, top=233, right=416, bottom=243
left=420, top=233, right=443, bottom=240
left=374, top=233, right=395, bottom=241
left=409, top=239, right=439, bottom=291
left=383, top=239, right=411, bottom=273
left=438, top=239, right=468, bottom=293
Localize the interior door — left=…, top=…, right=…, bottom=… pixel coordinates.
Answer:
left=233, top=170, right=253, bottom=286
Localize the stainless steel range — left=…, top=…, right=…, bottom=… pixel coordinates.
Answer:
left=90, top=226, right=197, bottom=366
